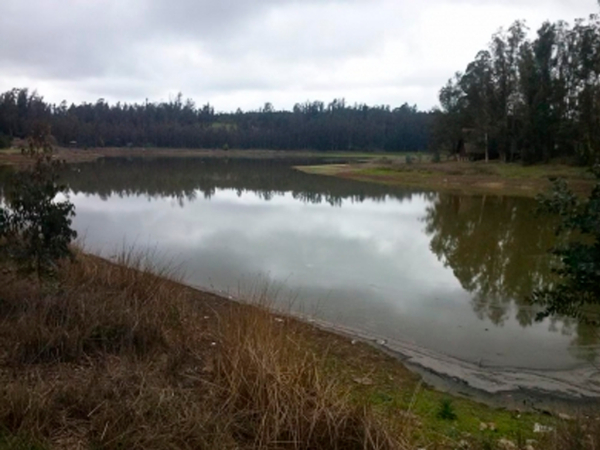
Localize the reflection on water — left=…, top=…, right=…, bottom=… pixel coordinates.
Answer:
left=3, top=157, right=599, bottom=369
left=423, top=194, right=600, bottom=364
left=424, top=195, right=556, bottom=327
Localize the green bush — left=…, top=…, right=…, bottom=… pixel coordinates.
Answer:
left=532, top=166, right=600, bottom=319
left=0, top=128, right=77, bottom=278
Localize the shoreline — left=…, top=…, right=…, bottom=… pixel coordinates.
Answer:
left=200, top=284, right=600, bottom=414
left=295, top=161, right=596, bottom=198
left=0, top=146, right=385, bottom=167
left=2, top=146, right=594, bottom=198
left=0, top=251, right=595, bottom=448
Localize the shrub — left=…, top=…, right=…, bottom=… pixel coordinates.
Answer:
left=532, top=166, right=600, bottom=319
left=0, top=127, right=77, bottom=278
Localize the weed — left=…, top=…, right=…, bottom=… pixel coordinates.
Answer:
left=437, top=398, right=457, bottom=421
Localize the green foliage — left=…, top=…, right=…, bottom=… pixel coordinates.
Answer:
left=435, top=14, right=600, bottom=165
left=0, top=128, right=77, bottom=278
left=532, top=166, right=600, bottom=319
left=0, top=88, right=433, bottom=153
left=436, top=398, right=457, bottom=421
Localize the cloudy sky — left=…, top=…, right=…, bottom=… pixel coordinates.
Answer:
left=0, top=0, right=597, bottom=112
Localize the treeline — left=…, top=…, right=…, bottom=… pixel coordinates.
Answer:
left=0, top=89, right=432, bottom=152
left=433, top=14, right=600, bottom=164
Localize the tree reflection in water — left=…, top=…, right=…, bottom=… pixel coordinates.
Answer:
left=423, top=193, right=600, bottom=361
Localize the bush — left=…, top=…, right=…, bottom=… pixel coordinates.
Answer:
left=0, top=127, right=77, bottom=278
left=532, top=166, right=600, bottom=319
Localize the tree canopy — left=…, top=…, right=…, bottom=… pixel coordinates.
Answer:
left=433, top=14, right=600, bottom=165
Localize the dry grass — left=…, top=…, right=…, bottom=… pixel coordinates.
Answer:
left=0, top=251, right=402, bottom=449
left=0, top=249, right=598, bottom=449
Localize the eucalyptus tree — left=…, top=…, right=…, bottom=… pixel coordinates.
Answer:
left=434, top=8, right=600, bottom=165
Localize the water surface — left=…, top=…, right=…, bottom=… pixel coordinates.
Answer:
left=59, top=158, right=599, bottom=375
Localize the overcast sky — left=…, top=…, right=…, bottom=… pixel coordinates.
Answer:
left=0, top=0, right=597, bottom=112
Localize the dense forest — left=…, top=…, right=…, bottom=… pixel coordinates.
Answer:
left=0, top=89, right=432, bottom=152
left=433, top=13, right=600, bottom=164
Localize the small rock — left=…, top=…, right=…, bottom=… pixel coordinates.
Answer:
left=497, top=438, right=516, bottom=449
left=479, top=422, right=488, bottom=431
left=352, top=377, right=374, bottom=386
left=458, top=439, right=469, bottom=449
left=203, top=316, right=210, bottom=320
left=351, top=339, right=358, bottom=345
left=525, top=446, right=535, bottom=450
left=533, top=423, right=553, bottom=433
left=274, top=317, right=284, bottom=323
left=488, top=422, right=497, bottom=431
left=375, top=339, right=387, bottom=345
left=558, top=413, right=574, bottom=421
left=525, top=439, right=538, bottom=446
left=210, top=342, right=217, bottom=347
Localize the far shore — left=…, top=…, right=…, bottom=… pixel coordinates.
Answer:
left=2, top=146, right=595, bottom=198
left=0, top=146, right=389, bottom=167
left=295, top=159, right=596, bottom=198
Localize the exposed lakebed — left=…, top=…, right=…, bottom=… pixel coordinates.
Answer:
left=47, top=157, right=600, bottom=400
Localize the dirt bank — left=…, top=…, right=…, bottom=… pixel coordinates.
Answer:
left=296, top=160, right=596, bottom=198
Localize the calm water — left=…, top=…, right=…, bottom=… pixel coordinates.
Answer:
left=51, top=158, right=599, bottom=371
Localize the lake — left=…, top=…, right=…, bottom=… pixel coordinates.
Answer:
left=53, top=157, right=599, bottom=394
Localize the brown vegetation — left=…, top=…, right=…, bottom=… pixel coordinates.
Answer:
left=1, top=250, right=599, bottom=449
left=0, top=251, right=401, bottom=449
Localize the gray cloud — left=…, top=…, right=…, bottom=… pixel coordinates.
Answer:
left=0, top=0, right=597, bottom=110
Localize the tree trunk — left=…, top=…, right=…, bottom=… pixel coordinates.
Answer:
left=485, top=132, right=489, bottom=163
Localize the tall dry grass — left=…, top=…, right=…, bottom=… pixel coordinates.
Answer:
left=0, top=250, right=403, bottom=449
left=2, top=250, right=598, bottom=450
left=212, top=303, right=400, bottom=449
